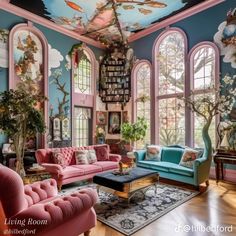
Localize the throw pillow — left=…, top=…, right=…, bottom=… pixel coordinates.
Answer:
left=179, top=148, right=200, bottom=169
left=52, top=151, right=66, bottom=168
left=94, top=146, right=109, bottom=161
left=145, top=145, right=162, bottom=161
left=75, top=150, right=89, bottom=165
left=87, top=149, right=97, bottom=164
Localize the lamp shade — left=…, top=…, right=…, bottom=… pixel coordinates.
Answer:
left=220, top=131, right=230, bottom=148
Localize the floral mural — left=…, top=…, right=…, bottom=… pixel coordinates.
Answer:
left=14, top=30, right=43, bottom=81
left=1, top=27, right=63, bottom=74
left=10, top=0, right=205, bottom=45
left=0, top=29, right=9, bottom=68
left=214, top=8, right=236, bottom=68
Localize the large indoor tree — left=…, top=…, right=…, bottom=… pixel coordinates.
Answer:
left=182, top=74, right=236, bottom=158
left=0, top=80, right=46, bottom=177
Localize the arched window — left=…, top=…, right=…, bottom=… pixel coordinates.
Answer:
left=74, top=50, right=92, bottom=94
left=74, top=107, right=92, bottom=147
left=132, top=60, right=151, bottom=147
left=71, top=44, right=97, bottom=146
left=189, top=42, right=219, bottom=148
left=154, top=28, right=187, bottom=145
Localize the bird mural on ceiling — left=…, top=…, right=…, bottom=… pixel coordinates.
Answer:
left=63, top=0, right=168, bottom=45
left=115, top=0, right=167, bottom=8
left=64, top=1, right=84, bottom=12
left=9, top=0, right=206, bottom=46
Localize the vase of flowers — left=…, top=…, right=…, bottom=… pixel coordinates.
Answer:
left=96, top=126, right=105, bottom=144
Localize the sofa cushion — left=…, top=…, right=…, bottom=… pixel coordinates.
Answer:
left=161, top=147, right=184, bottom=164
left=52, top=151, right=67, bottom=168
left=179, top=148, right=200, bottom=169
left=145, top=145, right=162, bottom=161
left=60, top=166, right=85, bottom=179
left=73, top=165, right=102, bottom=175
left=138, top=161, right=193, bottom=177
left=166, top=162, right=194, bottom=177
left=75, top=150, right=89, bottom=165
left=87, top=150, right=97, bottom=164
left=92, top=161, right=118, bottom=171
left=138, top=161, right=169, bottom=172
left=94, top=146, right=109, bottom=161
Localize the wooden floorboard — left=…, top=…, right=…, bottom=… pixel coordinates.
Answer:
left=82, top=180, right=236, bottom=236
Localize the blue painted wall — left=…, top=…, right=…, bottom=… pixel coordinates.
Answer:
left=0, top=9, right=103, bottom=147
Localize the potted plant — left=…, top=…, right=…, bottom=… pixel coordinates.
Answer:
left=120, top=116, right=148, bottom=151
left=0, top=83, right=46, bottom=177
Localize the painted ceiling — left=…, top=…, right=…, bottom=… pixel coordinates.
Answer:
left=10, top=0, right=205, bottom=46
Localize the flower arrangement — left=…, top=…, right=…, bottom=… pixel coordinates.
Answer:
left=96, top=126, right=105, bottom=138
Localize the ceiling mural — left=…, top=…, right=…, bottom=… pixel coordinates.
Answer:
left=10, top=0, right=205, bottom=46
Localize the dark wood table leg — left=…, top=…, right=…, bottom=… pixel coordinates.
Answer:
left=220, top=162, right=224, bottom=180
left=215, top=161, right=219, bottom=184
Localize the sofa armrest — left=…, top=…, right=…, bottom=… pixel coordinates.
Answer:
left=193, top=155, right=212, bottom=186
left=41, top=163, right=63, bottom=174
left=194, top=157, right=208, bottom=167
left=35, top=149, right=47, bottom=164
left=108, top=154, right=121, bottom=162
left=24, top=179, right=58, bottom=206
left=134, top=150, right=146, bottom=162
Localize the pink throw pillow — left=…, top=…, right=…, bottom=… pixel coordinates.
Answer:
left=52, top=151, right=66, bottom=168
left=94, top=146, right=109, bottom=161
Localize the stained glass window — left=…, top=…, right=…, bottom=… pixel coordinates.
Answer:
left=74, top=51, right=92, bottom=94
left=156, top=31, right=185, bottom=145
left=134, top=62, right=151, bottom=147
left=191, top=45, right=217, bottom=148
left=74, top=107, right=91, bottom=147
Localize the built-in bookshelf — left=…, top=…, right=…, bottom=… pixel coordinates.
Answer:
left=99, top=48, right=132, bottom=109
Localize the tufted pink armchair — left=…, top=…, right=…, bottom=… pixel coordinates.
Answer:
left=0, top=164, right=98, bottom=236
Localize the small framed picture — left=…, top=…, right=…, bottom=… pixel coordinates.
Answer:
left=62, top=117, right=70, bottom=140
left=108, top=112, right=121, bottom=134
left=96, top=111, right=107, bottom=125
left=53, top=117, right=61, bottom=141
left=122, top=111, right=129, bottom=123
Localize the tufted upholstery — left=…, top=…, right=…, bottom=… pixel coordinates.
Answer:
left=24, top=179, right=58, bottom=207
left=36, top=144, right=121, bottom=189
left=0, top=164, right=98, bottom=236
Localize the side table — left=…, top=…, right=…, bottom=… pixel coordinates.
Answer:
left=23, top=167, right=51, bottom=185
left=213, top=151, right=236, bottom=184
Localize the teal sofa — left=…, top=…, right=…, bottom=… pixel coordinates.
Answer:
left=134, top=146, right=212, bottom=187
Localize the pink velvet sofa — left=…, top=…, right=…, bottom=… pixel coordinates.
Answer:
left=0, top=164, right=98, bottom=236
left=35, top=144, right=121, bottom=190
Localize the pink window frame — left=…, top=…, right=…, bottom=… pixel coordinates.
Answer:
left=152, top=27, right=188, bottom=145
left=71, top=44, right=98, bottom=146
left=131, top=60, right=152, bottom=145
left=188, top=41, right=220, bottom=148
left=9, top=21, right=49, bottom=148
left=131, top=60, right=152, bottom=122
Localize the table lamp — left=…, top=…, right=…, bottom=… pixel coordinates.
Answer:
left=220, top=131, right=230, bottom=149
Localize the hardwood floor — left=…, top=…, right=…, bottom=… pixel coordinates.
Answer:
left=84, top=180, right=236, bottom=236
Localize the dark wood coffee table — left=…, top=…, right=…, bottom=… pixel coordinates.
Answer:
left=93, top=167, right=159, bottom=203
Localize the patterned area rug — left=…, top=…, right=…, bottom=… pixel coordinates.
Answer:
left=60, top=183, right=199, bottom=236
